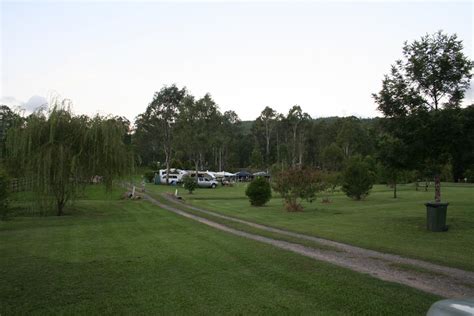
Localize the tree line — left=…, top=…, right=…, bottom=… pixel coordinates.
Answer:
left=132, top=87, right=473, bottom=183
left=0, top=30, right=472, bottom=216
left=133, top=89, right=381, bottom=173
left=132, top=31, right=473, bottom=197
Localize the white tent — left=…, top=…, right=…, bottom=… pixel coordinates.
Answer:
left=214, top=171, right=236, bottom=178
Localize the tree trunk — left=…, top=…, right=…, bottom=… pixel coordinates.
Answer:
left=164, top=125, right=172, bottom=185
left=298, top=134, right=303, bottom=167
left=219, top=147, right=222, bottom=171
left=266, top=135, right=270, bottom=167
left=165, top=150, right=170, bottom=185
left=343, top=144, right=350, bottom=157
left=285, top=197, right=302, bottom=212
left=57, top=199, right=65, bottom=216
left=214, top=147, right=218, bottom=169
left=393, top=180, right=397, bottom=198
left=292, top=126, right=297, bottom=167
left=276, top=131, right=280, bottom=166
left=434, top=174, right=441, bottom=202
left=195, top=160, right=199, bottom=180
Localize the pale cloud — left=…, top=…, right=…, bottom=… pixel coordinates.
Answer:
left=465, top=82, right=474, bottom=105
left=24, top=95, right=48, bottom=112
left=0, top=96, right=24, bottom=109
left=0, top=95, right=48, bottom=113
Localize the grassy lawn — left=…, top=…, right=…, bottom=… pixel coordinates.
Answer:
left=145, top=182, right=474, bottom=271
left=0, top=186, right=439, bottom=314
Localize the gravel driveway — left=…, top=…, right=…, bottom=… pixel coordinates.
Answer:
left=144, top=191, right=474, bottom=298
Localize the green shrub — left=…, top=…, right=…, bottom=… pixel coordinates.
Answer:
left=341, top=155, right=375, bottom=200
left=272, top=167, right=323, bottom=211
left=245, top=177, right=271, bottom=206
left=183, top=176, right=197, bottom=194
left=465, top=167, right=474, bottom=183
left=0, top=167, right=9, bottom=220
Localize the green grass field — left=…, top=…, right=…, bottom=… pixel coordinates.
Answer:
left=0, top=185, right=439, bottom=314
left=146, top=182, right=474, bottom=271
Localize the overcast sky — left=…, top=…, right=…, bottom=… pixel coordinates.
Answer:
left=1, top=1, right=473, bottom=121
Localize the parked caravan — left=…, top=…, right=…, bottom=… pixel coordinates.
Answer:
left=156, top=169, right=188, bottom=185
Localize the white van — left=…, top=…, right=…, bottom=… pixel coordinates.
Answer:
left=157, top=169, right=188, bottom=185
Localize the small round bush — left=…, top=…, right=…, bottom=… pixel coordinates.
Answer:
left=341, top=155, right=375, bottom=200
left=183, top=176, right=197, bottom=194
left=245, top=177, right=271, bottom=206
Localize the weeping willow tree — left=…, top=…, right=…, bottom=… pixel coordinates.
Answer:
left=6, top=101, right=134, bottom=215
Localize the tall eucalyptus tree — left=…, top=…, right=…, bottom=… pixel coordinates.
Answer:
left=286, top=105, right=311, bottom=167
left=145, top=85, right=187, bottom=183
left=253, top=106, right=278, bottom=168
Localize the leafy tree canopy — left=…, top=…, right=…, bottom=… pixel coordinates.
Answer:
left=374, top=31, right=473, bottom=117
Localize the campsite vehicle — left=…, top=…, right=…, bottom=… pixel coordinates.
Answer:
left=188, top=171, right=215, bottom=179
left=185, top=171, right=219, bottom=188
left=196, top=176, right=218, bottom=188
left=160, top=174, right=180, bottom=185
left=156, top=169, right=188, bottom=185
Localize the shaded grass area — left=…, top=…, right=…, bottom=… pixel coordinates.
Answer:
left=145, top=182, right=474, bottom=271
left=6, top=184, right=124, bottom=217
left=153, top=193, right=342, bottom=253
left=0, top=186, right=439, bottom=314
